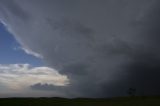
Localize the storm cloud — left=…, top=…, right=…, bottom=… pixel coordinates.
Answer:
left=0, top=0, right=160, bottom=98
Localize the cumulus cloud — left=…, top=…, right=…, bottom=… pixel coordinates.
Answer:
left=0, top=64, right=69, bottom=91
left=0, top=0, right=160, bottom=97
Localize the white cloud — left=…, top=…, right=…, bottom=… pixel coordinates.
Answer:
left=21, top=47, right=43, bottom=58
left=0, top=64, right=69, bottom=91
left=13, top=46, right=43, bottom=58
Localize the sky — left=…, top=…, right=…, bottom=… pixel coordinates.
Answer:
left=0, top=0, right=160, bottom=98
left=0, top=23, right=43, bottom=66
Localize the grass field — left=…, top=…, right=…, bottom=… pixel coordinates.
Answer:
left=0, top=96, right=160, bottom=106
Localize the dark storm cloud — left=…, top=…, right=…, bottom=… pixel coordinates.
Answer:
left=31, top=83, right=63, bottom=91
left=0, top=0, right=160, bottom=98
left=0, top=0, right=29, bottom=21
left=102, top=3, right=160, bottom=97
left=124, top=2, right=160, bottom=96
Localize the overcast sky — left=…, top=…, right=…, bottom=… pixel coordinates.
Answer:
left=0, top=0, right=160, bottom=98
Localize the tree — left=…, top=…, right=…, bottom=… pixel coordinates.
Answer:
left=128, top=88, right=136, bottom=97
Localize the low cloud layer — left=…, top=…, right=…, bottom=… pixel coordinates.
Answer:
left=0, top=0, right=160, bottom=97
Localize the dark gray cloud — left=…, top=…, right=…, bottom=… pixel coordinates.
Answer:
left=0, top=0, right=160, bottom=98
left=101, top=3, right=160, bottom=97
left=31, top=83, right=63, bottom=91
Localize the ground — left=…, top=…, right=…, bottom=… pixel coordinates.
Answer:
left=0, top=96, right=160, bottom=106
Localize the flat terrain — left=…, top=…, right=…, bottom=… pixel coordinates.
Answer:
left=0, top=96, right=160, bottom=106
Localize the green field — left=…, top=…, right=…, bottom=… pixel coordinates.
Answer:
left=0, top=96, right=160, bottom=106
